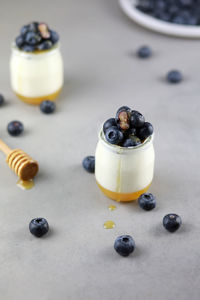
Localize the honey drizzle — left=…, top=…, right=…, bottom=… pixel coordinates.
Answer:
left=103, top=220, right=115, bottom=229
left=17, top=179, right=34, bottom=190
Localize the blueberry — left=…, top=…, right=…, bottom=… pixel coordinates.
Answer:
left=7, top=121, right=24, bottom=136
left=163, top=214, right=182, bottom=233
left=15, top=36, right=24, bottom=48
left=130, top=110, right=145, bottom=128
left=0, top=94, right=5, bottom=106
left=105, top=126, right=124, bottom=145
left=103, top=118, right=116, bottom=133
left=21, top=45, right=35, bottom=52
left=138, top=193, right=156, bottom=211
left=114, top=235, right=135, bottom=257
left=40, top=100, right=56, bottom=114
left=29, top=22, right=39, bottom=33
left=50, top=30, right=59, bottom=44
left=167, top=70, right=183, bottom=83
left=123, top=136, right=141, bottom=147
left=29, top=218, right=49, bottom=237
left=137, top=46, right=152, bottom=58
left=82, top=156, right=95, bottom=173
left=129, top=127, right=137, bottom=136
left=137, top=122, right=153, bottom=140
left=25, top=32, right=42, bottom=46
left=20, top=24, right=30, bottom=36
left=37, top=40, right=52, bottom=51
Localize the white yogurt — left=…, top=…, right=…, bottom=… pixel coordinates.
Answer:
left=10, top=44, right=63, bottom=100
left=95, top=130, right=155, bottom=194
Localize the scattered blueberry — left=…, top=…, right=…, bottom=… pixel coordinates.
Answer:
left=105, top=126, right=124, bottom=145
left=130, top=110, right=145, bottom=128
left=7, top=121, right=24, bottom=136
left=40, top=100, right=56, bottom=114
left=137, top=46, right=152, bottom=58
left=0, top=94, right=5, bottom=106
left=29, top=218, right=49, bottom=237
left=167, top=70, right=183, bottom=84
left=163, top=214, right=182, bottom=233
left=103, top=118, right=116, bottom=133
left=138, top=122, right=154, bottom=140
left=82, top=156, right=95, bottom=173
left=114, top=235, right=135, bottom=257
left=138, top=193, right=156, bottom=211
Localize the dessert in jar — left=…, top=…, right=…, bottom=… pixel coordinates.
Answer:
left=95, top=106, right=155, bottom=202
left=10, top=22, right=64, bottom=105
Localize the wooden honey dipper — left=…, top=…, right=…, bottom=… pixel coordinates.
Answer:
left=0, top=139, right=39, bottom=181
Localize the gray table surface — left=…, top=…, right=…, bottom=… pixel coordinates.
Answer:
left=0, top=0, right=200, bottom=299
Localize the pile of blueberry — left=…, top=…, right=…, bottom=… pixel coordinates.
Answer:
left=136, top=0, right=200, bottom=26
left=103, top=106, right=153, bottom=147
left=15, top=22, right=59, bottom=52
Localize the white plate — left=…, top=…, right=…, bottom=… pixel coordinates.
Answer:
left=119, top=0, right=200, bottom=38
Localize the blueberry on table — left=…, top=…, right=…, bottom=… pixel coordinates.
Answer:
left=0, top=94, right=5, bottom=106
left=105, top=126, right=124, bottom=145
left=103, top=118, right=116, bottom=133
left=130, top=110, right=145, bottom=128
left=7, top=121, right=24, bottom=136
left=114, top=235, right=135, bottom=257
left=40, top=100, right=56, bottom=114
left=50, top=30, right=59, bottom=44
left=82, top=156, right=95, bottom=173
left=137, top=46, right=152, bottom=58
left=138, top=193, right=156, bottom=211
left=163, top=214, right=182, bottom=233
left=167, top=70, right=183, bottom=83
left=29, top=218, right=49, bottom=237
left=138, top=122, right=153, bottom=140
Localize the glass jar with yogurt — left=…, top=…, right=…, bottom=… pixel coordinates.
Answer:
left=10, top=44, right=63, bottom=105
left=95, top=129, right=155, bottom=202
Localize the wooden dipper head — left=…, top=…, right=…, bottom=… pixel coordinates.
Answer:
left=6, top=149, right=39, bottom=180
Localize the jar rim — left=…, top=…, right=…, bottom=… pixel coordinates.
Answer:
left=98, top=128, right=154, bottom=153
left=11, top=42, right=60, bottom=57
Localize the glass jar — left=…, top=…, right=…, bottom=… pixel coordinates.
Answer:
left=10, top=44, right=64, bottom=105
left=95, top=130, right=155, bottom=202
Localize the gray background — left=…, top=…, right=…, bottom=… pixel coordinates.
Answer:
left=0, top=0, right=200, bottom=299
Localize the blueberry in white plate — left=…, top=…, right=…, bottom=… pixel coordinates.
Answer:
left=138, top=193, right=156, bottom=211
left=82, top=156, right=95, bottom=173
left=114, top=235, right=135, bottom=257
left=163, top=214, right=182, bottom=233
left=40, top=100, right=56, bottom=114
left=7, top=121, right=24, bottom=136
left=29, top=218, right=49, bottom=237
